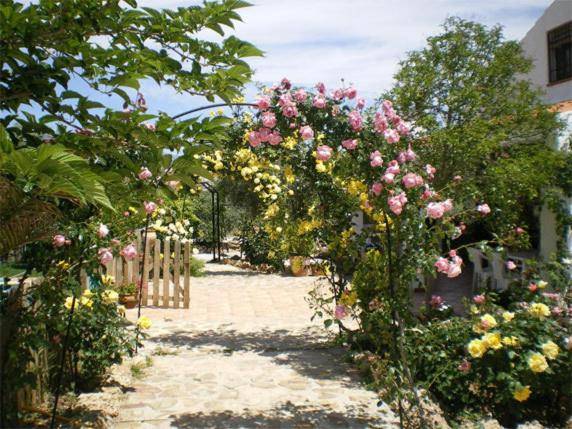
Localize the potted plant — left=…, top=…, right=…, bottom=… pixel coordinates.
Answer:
left=117, top=282, right=138, bottom=309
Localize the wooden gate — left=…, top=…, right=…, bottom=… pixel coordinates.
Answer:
left=102, top=232, right=191, bottom=309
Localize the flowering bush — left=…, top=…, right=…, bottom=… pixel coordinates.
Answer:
left=406, top=288, right=571, bottom=426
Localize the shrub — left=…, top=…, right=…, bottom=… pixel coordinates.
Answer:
left=189, top=256, right=205, bottom=277
left=406, top=294, right=571, bottom=427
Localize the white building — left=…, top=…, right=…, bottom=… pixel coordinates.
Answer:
left=520, top=0, right=572, bottom=259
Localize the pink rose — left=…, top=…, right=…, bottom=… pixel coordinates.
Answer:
left=528, top=283, right=538, bottom=292
left=261, top=111, right=277, bottom=128
left=315, top=82, right=326, bottom=94
left=167, top=180, right=180, bottom=190
left=405, top=146, right=416, bottom=161
left=383, top=172, right=395, bottom=184
left=371, top=182, right=383, bottom=196
left=344, top=86, right=357, bottom=100
left=280, top=77, right=291, bottom=90
left=256, top=96, right=271, bottom=110
left=515, top=227, right=525, bottom=235
left=312, top=94, right=327, bottom=109
left=123, top=211, right=130, bottom=217
left=388, top=193, right=407, bottom=215
left=268, top=131, right=282, bottom=146
left=396, top=121, right=410, bottom=136
left=453, top=175, right=462, bottom=182
left=138, top=167, right=152, bottom=180
left=278, top=93, right=292, bottom=107
left=425, top=164, right=436, bottom=179
left=144, top=123, right=156, bottom=131
left=248, top=131, right=261, bottom=147
left=348, top=110, right=363, bottom=131
left=369, top=150, right=383, bottom=167
left=397, top=151, right=407, bottom=164
left=356, top=97, right=366, bottom=110
left=52, top=234, right=66, bottom=248
left=316, top=145, right=333, bottom=161
left=386, top=160, right=400, bottom=175
left=334, top=304, right=347, bottom=320
left=98, top=248, right=113, bottom=265
left=402, top=173, right=423, bottom=189
left=458, top=360, right=471, bottom=373
left=384, top=129, right=400, bottom=144
left=342, top=139, right=358, bottom=150
left=434, top=257, right=449, bottom=273
left=442, top=199, right=453, bottom=213
left=294, top=88, right=307, bottom=102
left=381, top=99, right=393, bottom=112
left=426, top=202, right=445, bottom=219
left=281, top=102, right=298, bottom=118
left=477, top=204, right=491, bottom=215
left=421, top=188, right=434, bottom=200
left=121, top=244, right=137, bottom=261
left=506, top=260, right=517, bottom=271
left=300, top=125, right=314, bottom=141
left=144, top=201, right=157, bottom=214
left=473, top=294, right=486, bottom=304
left=258, top=128, right=271, bottom=142
left=430, top=295, right=444, bottom=309
left=447, top=262, right=462, bottom=278
left=373, top=112, right=388, bottom=133
left=97, top=223, right=109, bottom=238
left=332, top=88, right=345, bottom=101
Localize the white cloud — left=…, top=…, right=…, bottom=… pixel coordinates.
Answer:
left=135, top=0, right=553, bottom=113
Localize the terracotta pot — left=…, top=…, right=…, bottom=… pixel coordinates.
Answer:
left=290, top=256, right=308, bottom=277
left=119, top=294, right=138, bottom=309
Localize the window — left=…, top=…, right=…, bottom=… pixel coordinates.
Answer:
left=548, top=21, right=572, bottom=84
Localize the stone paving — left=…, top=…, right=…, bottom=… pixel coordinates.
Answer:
left=114, top=260, right=399, bottom=429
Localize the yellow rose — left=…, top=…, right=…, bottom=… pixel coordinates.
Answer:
left=82, top=289, right=93, bottom=298
left=481, top=314, right=497, bottom=328
left=117, top=305, right=126, bottom=317
left=102, top=289, right=119, bottom=304
left=275, top=227, right=283, bottom=233
left=513, top=385, right=531, bottom=402
left=528, top=303, right=550, bottom=318
left=57, top=260, right=70, bottom=270
left=101, top=275, right=115, bottom=287
left=468, top=339, right=487, bottom=358
left=502, top=336, right=519, bottom=347
left=470, top=305, right=480, bottom=315
left=537, top=280, right=547, bottom=289
left=315, top=161, right=326, bottom=173
left=137, top=316, right=152, bottom=330
left=502, top=311, right=515, bottom=322
left=541, top=341, right=559, bottom=360
left=64, top=296, right=77, bottom=310
left=80, top=296, right=93, bottom=309
left=482, top=332, right=502, bottom=350
left=528, top=353, right=548, bottom=373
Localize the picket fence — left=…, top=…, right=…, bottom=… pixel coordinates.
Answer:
left=94, top=232, right=192, bottom=309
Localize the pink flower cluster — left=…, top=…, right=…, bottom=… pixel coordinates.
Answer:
left=434, top=250, right=463, bottom=278
left=98, top=247, right=113, bottom=265
left=426, top=199, right=453, bottom=219
left=316, top=145, right=333, bottom=161
left=388, top=192, right=408, bottom=215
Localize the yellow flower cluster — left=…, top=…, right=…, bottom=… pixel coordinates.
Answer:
left=57, top=260, right=70, bottom=271
left=137, top=316, right=152, bottom=330
left=282, top=135, right=297, bottom=150
left=297, top=219, right=321, bottom=234
left=468, top=330, right=505, bottom=358
left=528, top=303, right=550, bottom=318
left=201, top=149, right=224, bottom=171
left=541, top=340, right=559, bottom=360
left=528, top=353, right=548, bottom=373
left=346, top=180, right=367, bottom=197
left=339, top=290, right=358, bottom=307
left=513, top=385, right=531, bottom=402
left=64, top=289, right=94, bottom=310
left=472, top=313, right=497, bottom=333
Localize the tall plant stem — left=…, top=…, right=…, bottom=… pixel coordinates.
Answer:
left=49, top=294, right=76, bottom=429
left=135, top=214, right=151, bottom=354
left=383, top=213, right=426, bottom=428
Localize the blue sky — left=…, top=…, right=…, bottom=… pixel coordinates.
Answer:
left=13, top=0, right=555, bottom=121
left=134, top=0, right=553, bottom=119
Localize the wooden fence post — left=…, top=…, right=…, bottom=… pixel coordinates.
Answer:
left=173, top=240, right=181, bottom=308
left=153, top=239, right=160, bottom=307
left=162, top=239, right=170, bottom=308
left=183, top=242, right=190, bottom=308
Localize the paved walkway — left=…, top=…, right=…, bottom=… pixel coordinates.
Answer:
left=115, top=260, right=398, bottom=429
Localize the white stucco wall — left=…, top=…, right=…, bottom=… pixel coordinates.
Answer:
left=520, top=0, right=572, bottom=105
left=540, top=110, right=572, bottom=259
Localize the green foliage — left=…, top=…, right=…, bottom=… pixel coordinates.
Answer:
left=406, top=293, right=571, bottom=426
left=189, top=256, right=206, bottom=277
left=386, top=17, right=565, bottom=240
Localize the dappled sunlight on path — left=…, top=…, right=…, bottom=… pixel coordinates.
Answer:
left=114, top=259, right=398, bottom=428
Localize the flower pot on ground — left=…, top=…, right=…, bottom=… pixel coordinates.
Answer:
left=290, top=256, right=308, bottom=276
left=117, top=282, right=138, bottom=309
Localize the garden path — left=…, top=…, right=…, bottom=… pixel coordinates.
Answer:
left=114, top=259, right=398, bottom=428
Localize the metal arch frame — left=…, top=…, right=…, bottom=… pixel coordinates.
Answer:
left=200, top=181, right=222, bottom=262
